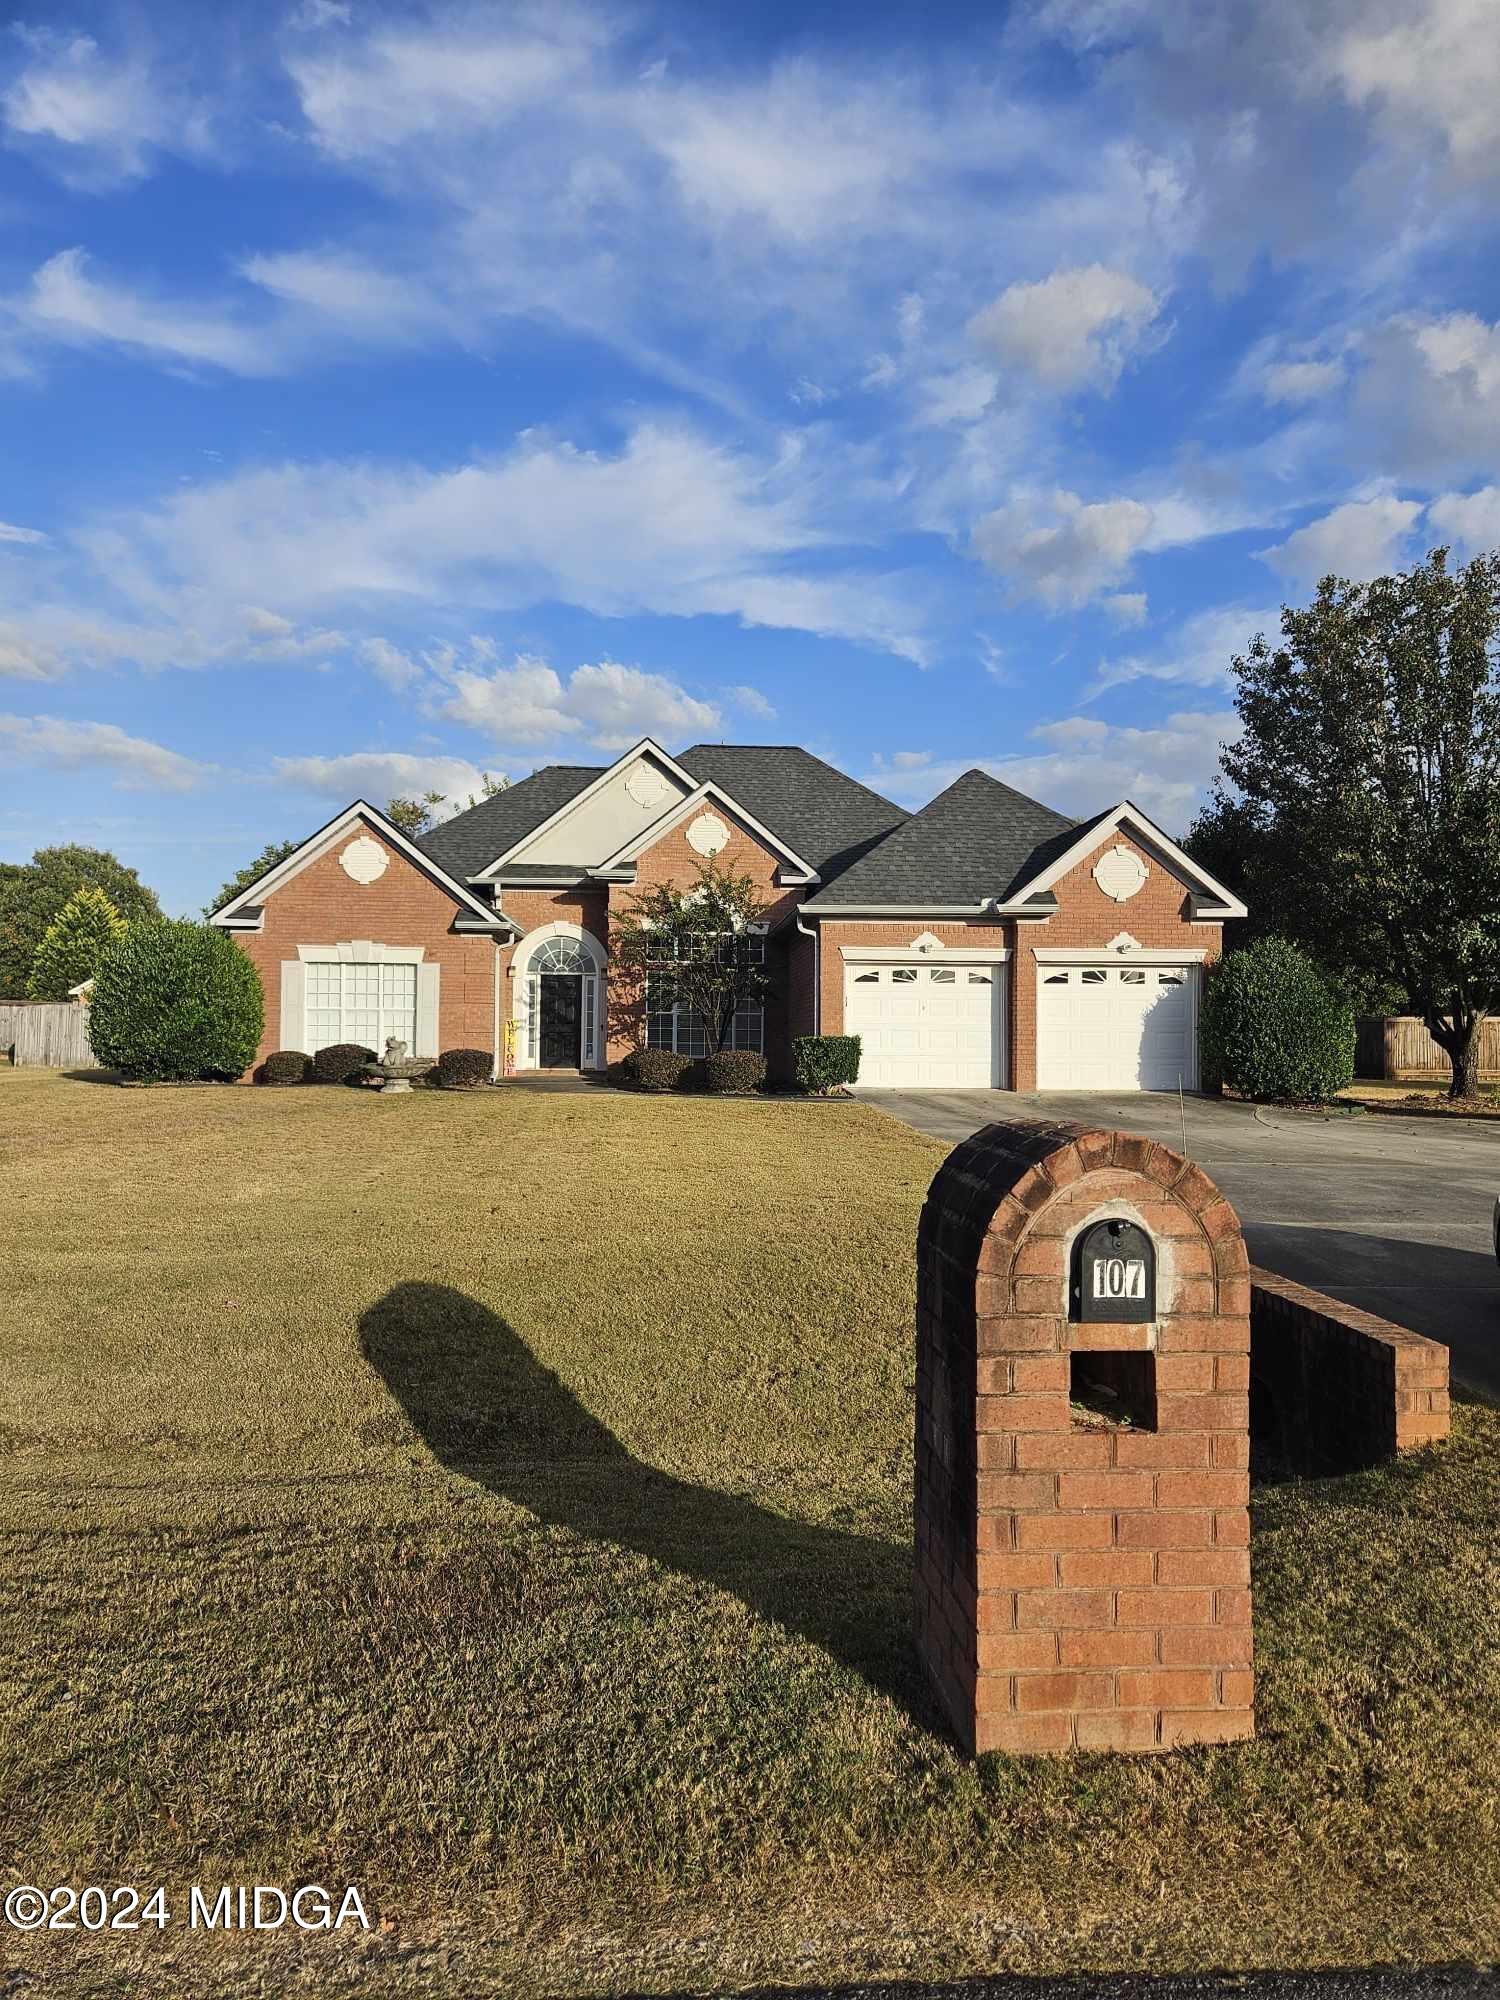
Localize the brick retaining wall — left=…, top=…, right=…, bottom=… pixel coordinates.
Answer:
left=1249, top=1267, right=1450, bottom=1475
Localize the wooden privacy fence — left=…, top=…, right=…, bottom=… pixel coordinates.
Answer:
left=1, top=1001, right=98, bottom=1069
left=1355, top=1014, right=1500, bottom=1081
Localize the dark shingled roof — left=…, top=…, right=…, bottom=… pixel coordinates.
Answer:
left=417, top=765, right=602, bottom=879
left=416, top=744, right=908, bottom=885
left=809, top=768, right=1078, bottom=906
left=677, top=744, right=906, bottom=881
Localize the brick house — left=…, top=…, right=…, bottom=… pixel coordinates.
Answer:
left=209, top=737, right=1245, bottom=1089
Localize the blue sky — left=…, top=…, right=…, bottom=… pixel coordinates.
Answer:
left=3, top=0, right=1500, bottom=914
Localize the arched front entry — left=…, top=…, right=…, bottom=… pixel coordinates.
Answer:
left=510, top=922, right=607, bottom=1072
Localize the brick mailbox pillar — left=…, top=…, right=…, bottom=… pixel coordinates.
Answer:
left=915, top=1120, right=1253, bottom=1757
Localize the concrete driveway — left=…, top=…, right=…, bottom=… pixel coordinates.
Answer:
left=859, top=1087, right=1500, bottom=1397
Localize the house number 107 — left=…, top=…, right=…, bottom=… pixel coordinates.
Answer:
left=1091, top=1257, right=1146, bottom=1301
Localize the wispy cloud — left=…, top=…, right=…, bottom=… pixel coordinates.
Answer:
left=0, top=712, right=210, bottom=790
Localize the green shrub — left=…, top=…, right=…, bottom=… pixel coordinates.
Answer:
left=434, top=1047, right=492, bottom=1089
left=1201, top=936, right=1355, bottom=1103
left=312, top=1043, right=377, bottom=1085
left=704, top=1049, right=766, bottom=1094
left=633, top=1048, right=693, bottom=1092
left=258, top=1050, right=312, bottom=1086
left=794, top=1034, right=861, bottom=1093
left=90, top=921, right=265, bottom=1082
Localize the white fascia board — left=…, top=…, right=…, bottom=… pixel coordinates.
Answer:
left=595, top=779, right=820, bottom=882
left=1006, top=799, right=1249, bottom=918
left=208, top=799, right=513, bottom=930
left=474, top=738, right=698, bottom=879
left=1033, top=946, right=1209, bottom=964
left=840, top=944, right=1012, bottom=963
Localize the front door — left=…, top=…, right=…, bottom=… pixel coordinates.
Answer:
left=539, top=975, right=582, bottom=1068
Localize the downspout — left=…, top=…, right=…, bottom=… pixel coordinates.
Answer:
left=493, top=939, right=502, bottom=1083
left=795, top=908, right=821, bottom=1036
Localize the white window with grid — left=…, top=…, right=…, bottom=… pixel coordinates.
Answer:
left=302, top=959, right=417, bottom=1055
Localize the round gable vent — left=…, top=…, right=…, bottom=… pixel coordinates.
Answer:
left=686, top=811, right=731, bottom=857
left=340, top=836, right=389, bottom=884
left=1093, top=844, right=1148, bottom=902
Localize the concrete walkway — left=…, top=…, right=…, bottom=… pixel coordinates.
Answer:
left=858, top=1087, right=1500, bottom=1398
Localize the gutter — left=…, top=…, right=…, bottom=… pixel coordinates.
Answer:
left=795, top=907, right=821, bottom=1035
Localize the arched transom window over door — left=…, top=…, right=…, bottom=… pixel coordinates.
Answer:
left=521, top=930, right=603, bottom=1070
left=533, top=937, right=588, bottom=975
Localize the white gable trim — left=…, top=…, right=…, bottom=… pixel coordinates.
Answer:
left=208, top=800, right=514, bottom=932
left=474, top=737, right=699, bottom=879
left=595, top=780, right=819, bottom=882
left=1005, top=800, right=1248, bottom=918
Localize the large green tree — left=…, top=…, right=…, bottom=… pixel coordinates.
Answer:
left=1212, top=546, right=1500, bottom=1098
left=27, top=886, right=127, bottom=1000
left=207, top=840, right=300, bottom=918
left=0, top=846, right=160, bottom=1000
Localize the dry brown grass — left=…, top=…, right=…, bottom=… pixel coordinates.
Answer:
left=2, top=1067, right=1497, bottom=1995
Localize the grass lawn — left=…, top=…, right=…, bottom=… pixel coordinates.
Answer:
left=3, top=1067, right=1499, bottom=1996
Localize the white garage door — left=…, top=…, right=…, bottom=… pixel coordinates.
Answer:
left=844, top=961, right=1006, bottom=1088
left=1036, top=962, right=1198, bottom=1091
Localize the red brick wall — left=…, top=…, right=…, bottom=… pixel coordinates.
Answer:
left=916, top=1119, right=1254, bottom=1756
left=232, top=818, right=497, bottom=1075
left=1249, top=1266, right=1450, bottom=1469
left=602, top=810, right=801, bottom=1076
left=1013, top=832, right=1222, bottom=1091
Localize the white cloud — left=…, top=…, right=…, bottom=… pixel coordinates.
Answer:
left=968, top=265, right=1162, bottom=393
left=866, top=708, right=1234, bottom=829
left=1426, top=486, right=1500, bottom=556
left=273, top=750, right=494, bottom=807
left=434, top=650, right=720, bottom=752
left=356, top=636, right=422, bottom=692
left=239, top=250, right=456, bottom=344
left=0, top=29, right=205, bottom=186
left=1089, top=601, right=1282, bottom=697
left=1260, top=494, right=1422, bottom=587
left=286, top=14, right=599, bottom=158
left=728, top=684, right=777, bottom=720
left=67, top=421, right=928, bottom=666
left=1103, top=591, right=1148, bottom=627
left=0, top=713, right=209, bottom=791
left=0, top=521, right=47, bottom=545
left=1353, top=312, right=1500, bottom=483
left=22, top=248, right=280, bottom=376
left=973, top=488, right=1154, bottom=608
left=1262, top=358, right=1346, bottom=406
left=1330, top=0, right=1500, bottom=172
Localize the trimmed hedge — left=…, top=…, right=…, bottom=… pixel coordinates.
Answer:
left=1201, top=936, right=1355, bottom=1104
left=704, top=1049, right=766, bottom=1094
left=259, top=1050, right=312, bottom=1086
left=313, top=1043, right=377, bottom=1085
left=434, top=1046, right=492, bottom=1089
left=794, top=1034, right=861, bottom=1093
left=89, top=920, right=264, bottom=1083
left=633, top=1048, right=693, bottom=1092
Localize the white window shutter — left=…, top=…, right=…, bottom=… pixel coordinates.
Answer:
left=415, top=962, right=440, bottom=1057
left=279, top=960, right=305, bottom=1052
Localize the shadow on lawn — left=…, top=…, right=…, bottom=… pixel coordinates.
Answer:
left=360, top=1281, right=920, bottom=1710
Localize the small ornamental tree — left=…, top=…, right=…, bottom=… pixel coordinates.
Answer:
left=90, top=920, right=265, bottom=1082
left=1200, top=937, right=1355, bottom=1104
left=611, top=855, right=773, bottom=1057
left=26, top=886, right=127, bottom=1000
